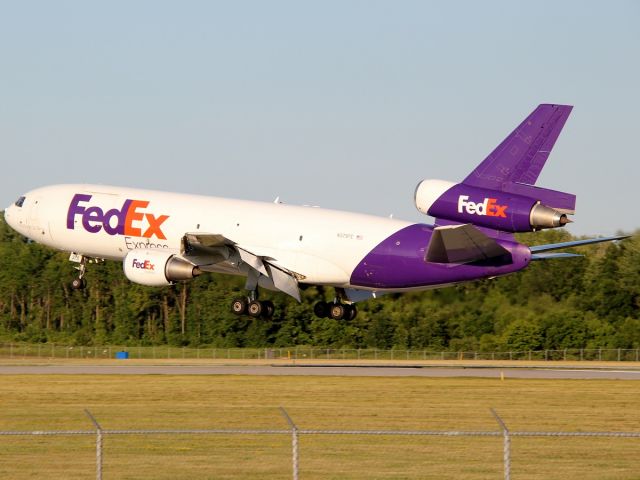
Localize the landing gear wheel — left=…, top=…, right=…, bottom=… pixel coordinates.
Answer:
left=261, top=300, right=275, bottom=318
left=345, top=304, right=358, bottom=320
left=329, top=303, right=345, bottom=320
left=247, top=300, right=263, bottom=317
left=71, top=277, right=86, bottom=290
left=231, top=298, right=247, bottom=315
left=313, top=301, right=329, bottom=318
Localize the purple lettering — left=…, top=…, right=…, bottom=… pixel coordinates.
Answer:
left=82, top=206, right=104, bottom=233
left=67, top=194, right=92, bottom=229
left=102, top=205, right=128, bottom=236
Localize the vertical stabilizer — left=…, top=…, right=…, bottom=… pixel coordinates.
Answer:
left=464, top=104, right=573, bottom=190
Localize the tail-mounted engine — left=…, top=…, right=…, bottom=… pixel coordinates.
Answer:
left=123, top=249, right=201, bottom=286
left=415, top=179, right=574, bottom=232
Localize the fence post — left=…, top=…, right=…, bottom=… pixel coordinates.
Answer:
left=85, top=409, right=103, bottom=480
left=490, top=408, right=511, bottom=480
left=279, top=407, right=299, bottom=480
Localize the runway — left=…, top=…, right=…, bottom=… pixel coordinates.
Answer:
left=1, top=363, right=640, bottom=379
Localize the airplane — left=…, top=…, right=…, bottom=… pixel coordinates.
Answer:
left=3, top=104, right=626, bottom=320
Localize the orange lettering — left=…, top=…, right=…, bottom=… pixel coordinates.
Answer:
left=143, top=213, right=169, bottom=239
left=124, top=200, right=149, bottom=236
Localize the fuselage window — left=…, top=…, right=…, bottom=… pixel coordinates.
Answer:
left=14, top=196, right=26, bottom=208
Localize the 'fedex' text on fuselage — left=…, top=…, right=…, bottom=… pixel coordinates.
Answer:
left=67, top=194, right=169, bottom=239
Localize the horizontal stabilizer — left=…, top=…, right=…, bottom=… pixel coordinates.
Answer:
left=426, top=224, right=510, bottom=264
left=531, top=252, right=583, bottom=261
left=529, top=235, right=629, bottom=253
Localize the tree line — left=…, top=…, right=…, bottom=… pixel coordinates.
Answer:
left=0, top=214, right=638, bottom=350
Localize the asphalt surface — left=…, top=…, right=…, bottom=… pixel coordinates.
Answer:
left=1, top=364, right=640, bottom=379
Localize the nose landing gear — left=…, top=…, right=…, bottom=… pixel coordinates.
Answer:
left=70, top=254, right=87, bottom=290
left=69, top=253, right=104, bottom=290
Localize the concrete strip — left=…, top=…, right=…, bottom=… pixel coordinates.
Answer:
left=1, top=364, right=640, bottom=379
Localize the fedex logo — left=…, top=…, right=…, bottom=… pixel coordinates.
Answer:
left=67, top=194, right=169, bottom=239
left=132, top=258, right=155, bottom=270
left=457, top=195, right=508, bottom=218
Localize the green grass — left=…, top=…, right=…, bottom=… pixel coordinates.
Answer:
left=0, top=375, right=639, bottom=479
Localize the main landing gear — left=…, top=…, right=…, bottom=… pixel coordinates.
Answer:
left=313, top=289, right=357, bottom=320
left=231, top=292, right=275, bottom=319
left=313, top=300, right=358, bottom=320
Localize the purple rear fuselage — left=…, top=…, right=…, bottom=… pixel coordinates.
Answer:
left=350, top=224, right=531, bottom=290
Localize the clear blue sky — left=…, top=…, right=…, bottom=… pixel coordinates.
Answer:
left=1, top=1, right=638, bottom=236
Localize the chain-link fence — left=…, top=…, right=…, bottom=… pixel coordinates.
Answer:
left=1, top=408, right=639, bottom=480
left=1, top=343, right=639, bottom=362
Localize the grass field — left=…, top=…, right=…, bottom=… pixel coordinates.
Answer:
left=1, top=373, right=639, bottom=479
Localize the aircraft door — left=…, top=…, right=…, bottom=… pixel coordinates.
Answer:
left=26, top=195, right=50, bottom=240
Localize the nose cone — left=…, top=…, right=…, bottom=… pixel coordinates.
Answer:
left=3, top=205, right=15, bottom=229
left=4, top=204, right=24, bottom=236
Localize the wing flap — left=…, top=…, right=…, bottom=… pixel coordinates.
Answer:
left=181, top=232, right=301, bottom=301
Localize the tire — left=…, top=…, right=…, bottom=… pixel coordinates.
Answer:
left=231, top=298, right=247, bottom=315
left=262, top=300, right=275, bottom=318
left=248, top=300, right=263, bottom=317
left=71, top=278, right=86, bottom=290
left=345, top=304, right=358, bottom=320
left=329, top=303, right=345, bottom=320
left=313, top=301, right=329, bottom=318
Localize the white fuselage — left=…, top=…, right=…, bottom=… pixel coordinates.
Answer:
left=4, top=184, right=413, bottom=289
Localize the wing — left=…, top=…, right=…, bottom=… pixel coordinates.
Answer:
left=181, top=232, right=302, bottom=301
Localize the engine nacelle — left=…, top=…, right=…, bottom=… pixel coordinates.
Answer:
left=123, top=249, right=201, bottom=286
left=415, top=179, right=571, bottom=232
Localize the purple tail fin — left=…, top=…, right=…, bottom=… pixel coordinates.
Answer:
left=464, top=104, right=573, bottom=190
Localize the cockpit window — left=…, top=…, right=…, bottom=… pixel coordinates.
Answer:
left=14, top=196, right=26, bottom=208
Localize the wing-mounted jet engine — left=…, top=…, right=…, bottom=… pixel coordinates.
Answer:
left=123, top=249, right=202, bottom=287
